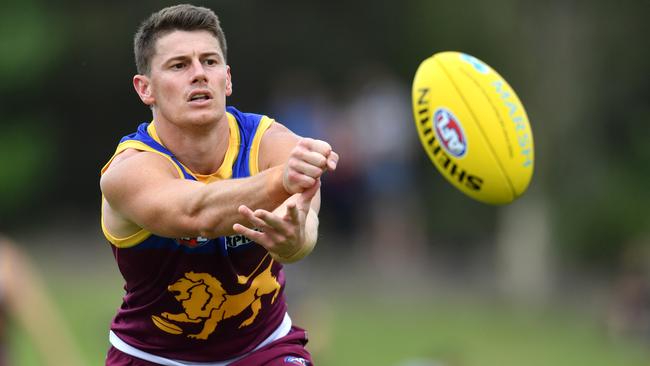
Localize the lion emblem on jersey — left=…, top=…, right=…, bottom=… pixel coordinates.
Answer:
left=151, top=258, right=280, bottom=340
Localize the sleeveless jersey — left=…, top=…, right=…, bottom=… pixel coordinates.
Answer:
left=100, top=107, right=288, bottom=362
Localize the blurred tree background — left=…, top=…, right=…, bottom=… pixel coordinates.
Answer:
left=2, top=0, right=647, bottom=270
left=0, top=0, right=649, bottom=365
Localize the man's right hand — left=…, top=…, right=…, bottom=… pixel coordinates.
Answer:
left=282, top=138, right=338, bottom=194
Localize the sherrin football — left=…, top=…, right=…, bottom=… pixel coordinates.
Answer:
left=412, top=51, right=534, bottom=205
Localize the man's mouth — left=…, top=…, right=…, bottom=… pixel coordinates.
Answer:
left=188, top=91, right=212, bottom=102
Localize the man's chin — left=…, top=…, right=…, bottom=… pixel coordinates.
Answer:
left=185, top=110, right=222, bottom=126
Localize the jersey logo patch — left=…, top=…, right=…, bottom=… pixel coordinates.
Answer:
left=225, top=234, right=254, bottom=248
left=151, top=256, right=280, bottom=340
left=176, top=236, right=210, bottom=248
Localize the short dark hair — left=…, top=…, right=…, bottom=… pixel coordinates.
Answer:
left=133, top=4, right=227, bottom=75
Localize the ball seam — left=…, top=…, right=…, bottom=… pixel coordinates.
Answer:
left=434, top=56, right=517, bottom=200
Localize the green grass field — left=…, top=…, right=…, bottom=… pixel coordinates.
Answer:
left=7, top=264, right=650, bottom=366
left=313, top=298, right=650, bottom=366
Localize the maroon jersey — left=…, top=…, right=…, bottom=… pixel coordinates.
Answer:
left=101, top=107, right=289, bottom=362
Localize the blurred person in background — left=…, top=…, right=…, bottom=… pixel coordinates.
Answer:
left=267, top=73, right=365, bottom=245
left=344, top=68, right=427, bottom=276
left=100, top=4, right=337, bottom=366
left=0, top=236, right=84, bottom=366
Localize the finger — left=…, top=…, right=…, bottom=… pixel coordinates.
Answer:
left=232, top=222, right=287, bottom=248
left=238, top=205, right=268, bottom=228
left=287, top=202, right=299, bottom=224
left=232, top=223, right=270, bottom=246
left=298, top=179, right=320, bottom=206
left=239, top=206, right=282, bottom=237
left=292, top=149, right=327, bottom=168
left=326, top=151, right=339, bottom=171
left=288, top=159, right=325, bottom=178
left=254, top=209, right=289, bottom=232
left=285, top=171, right=316, bottom=190
left=300, top=138, right=332, bottom=156
left=238, top=204, right=255, bottom=217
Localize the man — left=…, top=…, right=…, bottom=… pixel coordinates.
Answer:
left=100, top=4, right=338, bottom=366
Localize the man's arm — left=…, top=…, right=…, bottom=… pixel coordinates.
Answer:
left=100, top=132, right=335, bottom=240
left=232, top=122, right=337, bottom=262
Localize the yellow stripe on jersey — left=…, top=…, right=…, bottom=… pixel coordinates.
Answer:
left=100, top=134, right=183, bottom=247
left=249, top=116, right=273, bottom=175
left=147, top=115, right=241, bottom=183
left=101, top=140, right=185, bottom=179
left=101, top=199, right=152, bottom=248
left=194, top=113, right=241, bottom=183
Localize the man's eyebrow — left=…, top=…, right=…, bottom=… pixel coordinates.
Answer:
left=200, top=51, right=221, bottom=58
left=163, top=52, right=222, bottom=64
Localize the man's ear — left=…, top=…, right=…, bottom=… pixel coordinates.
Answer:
left=133, top=74, right=155, bottom=106
left=225, top=65, right=233, bottom=97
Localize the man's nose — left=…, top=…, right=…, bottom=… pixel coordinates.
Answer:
left=190, top=59, right=208, bottom=83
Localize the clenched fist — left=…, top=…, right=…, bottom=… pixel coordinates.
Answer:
left=282, top=138, right=338, bottom=194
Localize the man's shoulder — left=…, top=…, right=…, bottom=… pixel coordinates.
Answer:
left=103, top=149, right=174, bottom=178
left=257, top=122, right=299, bottom=171
left=262, top=121, right=293, bottom=138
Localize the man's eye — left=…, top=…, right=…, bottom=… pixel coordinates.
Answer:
left=205, top=59, right=217, bottom=66
left=171, top=63, right=185, bottom=69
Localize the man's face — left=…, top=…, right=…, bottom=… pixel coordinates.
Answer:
left=137, top=30, right=232, bottom=126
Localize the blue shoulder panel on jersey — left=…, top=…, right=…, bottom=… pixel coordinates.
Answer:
left=227, top=106, right=264, bottom=179
left=120, top=123, right=195, bottom=180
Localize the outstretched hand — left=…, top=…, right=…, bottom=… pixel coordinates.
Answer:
left=233, top=180, right=321, bottom=260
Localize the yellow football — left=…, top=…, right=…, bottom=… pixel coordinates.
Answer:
left=412, top=51, right=534, bottom=205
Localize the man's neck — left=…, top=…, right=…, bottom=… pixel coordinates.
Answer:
left=152, top=113, right=231, bottom=175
